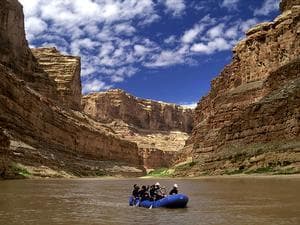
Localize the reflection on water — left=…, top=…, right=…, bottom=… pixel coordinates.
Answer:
left=0, top=177, right=299, bottom=225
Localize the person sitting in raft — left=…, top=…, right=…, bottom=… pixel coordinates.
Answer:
left=138, top=185, right=149, bottom=201
left=154, top=182, right=165, bottom=200
left=140, top=187, right=150, bottom=202
left=132, top=184, right=140, bottom=199
left=169, top=184, right=178, bottom=195
left=149, top=185, right=156, bottom=201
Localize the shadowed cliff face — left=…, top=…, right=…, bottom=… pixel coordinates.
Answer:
left=0, top=0, right=31, bottom=71
left=0, top=0, right=59, bottom=100
left=0, top=0, right=145, bottom=178
left=175, top=0, right=300, bottom=176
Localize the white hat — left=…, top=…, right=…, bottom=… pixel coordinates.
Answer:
left=155, top=182, right=160, bottom=186
left=174, top=184, right=178, bottom=188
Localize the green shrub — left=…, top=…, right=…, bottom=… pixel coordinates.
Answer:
left=148, top=168, right=172, bottom=177
left=95, top=170, right=106, bottom=176
left=245, top=166, right=274, bottom=174
left=175, top=161, right=197, bottom=170
left=224, top=169, right=244, bottom=175
left=11, top=163, right=31, bottom=177
left=274, top=167, right=298, bottom=175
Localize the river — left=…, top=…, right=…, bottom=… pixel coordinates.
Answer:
left=0, top=177, right=299, bottom=225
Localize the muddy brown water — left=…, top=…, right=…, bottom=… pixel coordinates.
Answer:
left=0, top=177, right=299, bottom=225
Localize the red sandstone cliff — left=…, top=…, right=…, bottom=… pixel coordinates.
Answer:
left=82, top=89, right=193, bottom=133
left=82, top=90, right=194, bottom=169
left=0, top=0, right=144, bottom=178
left=175, top=0, right=300, bottom=176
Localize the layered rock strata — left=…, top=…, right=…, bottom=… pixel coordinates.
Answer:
left=0, top=62, right=144, bottom=177
left=82, top=90, right=194, bottom=169
left=0, top=0, right=144, bottom=178
left=138, top=148, right=174, bottom=169
left=175, top=0, right=300, bottom=176
left=82, top=89, right=193, bottom=133
left=32, top=48, right=82, bottom=111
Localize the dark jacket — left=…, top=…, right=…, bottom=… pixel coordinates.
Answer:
left=132, top=188, right=139, bottom=198
left=169, top=188, right=178, bottom=195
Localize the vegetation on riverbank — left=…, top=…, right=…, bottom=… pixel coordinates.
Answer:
left=146, top=168, right=174, bottom=177
left=11, top=163, right=31, bottom=178
left=224, top=166, right=299, bottom=175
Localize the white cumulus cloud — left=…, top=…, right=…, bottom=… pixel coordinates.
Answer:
left=18, top=0, right=269, bottom=94
left=180, top=102, right=197, bottom=109
left=25, top=17, right=48, bottom=41
left=191, top=38, right=231, bottom=54
left=254, top=0, right=280, bottom=16
left=221, top=0, right=240, bottom=9
left=82, top=79, right=112, bottom=93
left=161, top=0, right=186, bottom=16
left=182, top=25, right=204, bottom=43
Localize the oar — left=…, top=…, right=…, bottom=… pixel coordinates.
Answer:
left=149, top=198, right=155, bottom=209
left=135, top=198, right=140, bottom=207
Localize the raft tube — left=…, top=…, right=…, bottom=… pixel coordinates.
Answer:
left=129, top=194, right=189, bottom=208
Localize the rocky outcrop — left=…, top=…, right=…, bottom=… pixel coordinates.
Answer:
left=32, top=48, right=82, bottom=111
left=175, top=0, right=300, bottom=176
left=0, top=0, right=144, bottom=178
left=82, top=89, right=194, bottom=168
left=280, top=0, right=300, bottom=12
left=82, top=89, right=193, bottom=133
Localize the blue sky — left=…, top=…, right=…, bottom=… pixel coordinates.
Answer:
left=19, top=0, right=280, bottom=107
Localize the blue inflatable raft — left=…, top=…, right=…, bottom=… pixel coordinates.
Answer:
left=129, top=194, right=189, bottom=208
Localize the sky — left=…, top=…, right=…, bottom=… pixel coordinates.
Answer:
left=19, top=0, right=280, bottom=107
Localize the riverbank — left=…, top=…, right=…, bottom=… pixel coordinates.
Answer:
left=2, top=170, right=300, bottom=181
left=141, top=173, right=300, bottom=180
left=2, top=160, right=300, bottom=180
left=0, top=161, right=145, bottom=180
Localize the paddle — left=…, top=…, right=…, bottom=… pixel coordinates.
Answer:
left=135, top=198, right=140, bottom=207
left=149, top=197, right=155, bottom=209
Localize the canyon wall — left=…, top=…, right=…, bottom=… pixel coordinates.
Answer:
left=175, top=0, right=300, bottom=176
left=82, top=90, right=194, bottom=169
left=0, top=0, right=144, bottom=178
left=82, top=89, right=193, bottom=133
left=138, top=148, right=174, bottom=169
